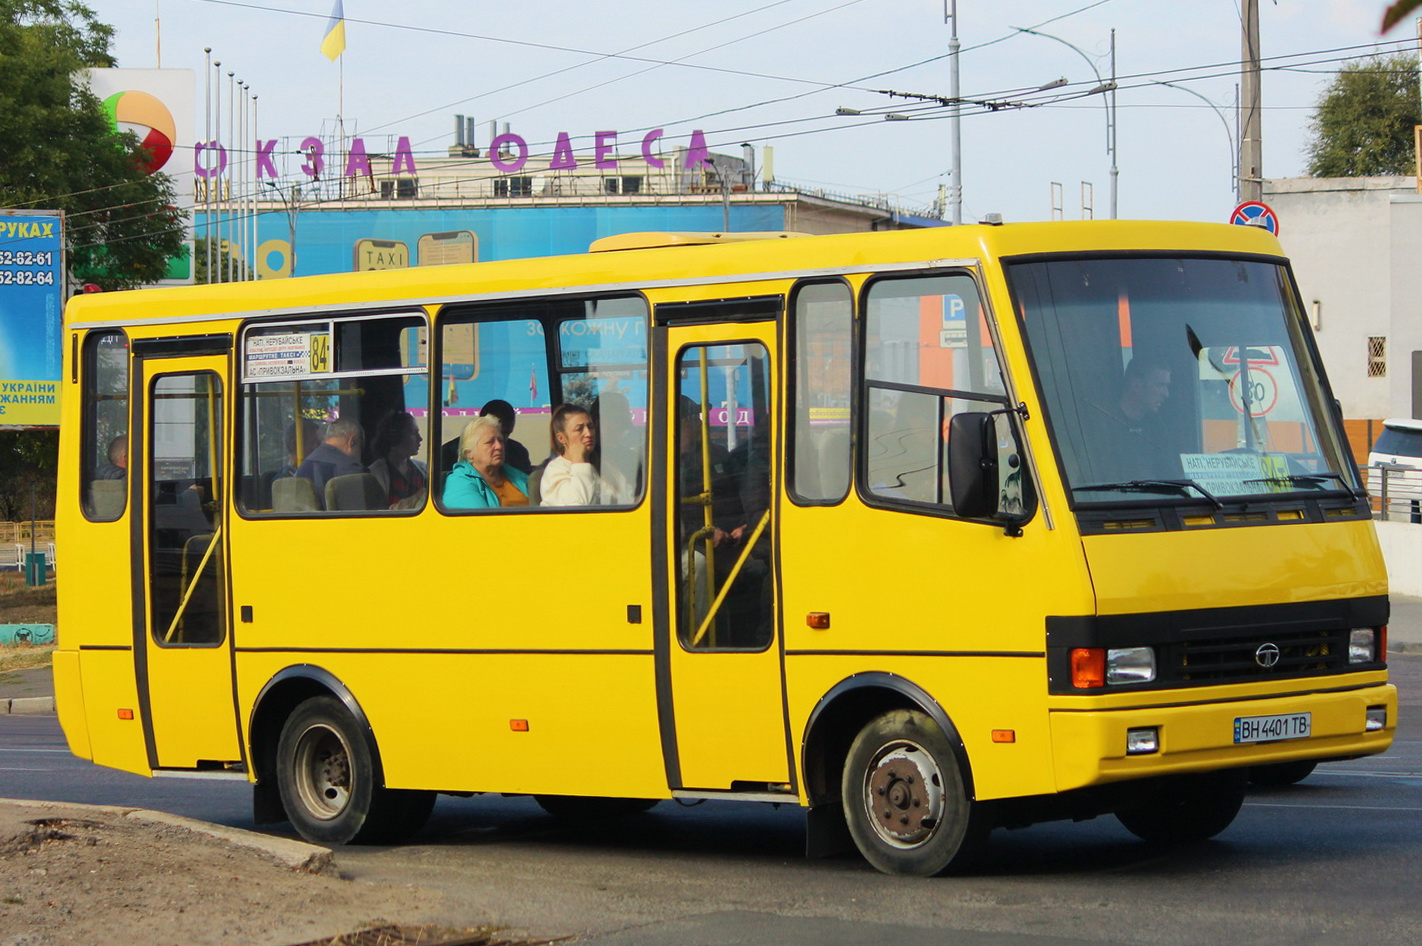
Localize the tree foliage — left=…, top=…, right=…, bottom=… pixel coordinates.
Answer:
left=1306, top=54, right=1422, bottom=177
left=194, top=236, right=251, bottom=284
left=0, top=430, right=57, bottom=520
left=0, top=0, right=185, bottom=291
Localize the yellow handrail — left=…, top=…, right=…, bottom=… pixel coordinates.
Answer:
left=162, top=526, right=223, bottom=644
left=689, top=510, right=770, bottom=648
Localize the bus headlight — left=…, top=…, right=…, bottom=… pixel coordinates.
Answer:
left=1106, top=646, right=1156, bottom=685
left=1366, top=706, right=1387, bottom=732
left=1349, top=628, right=1379, bottom=663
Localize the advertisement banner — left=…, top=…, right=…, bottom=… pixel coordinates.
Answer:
left=248, top=204, right=786, bottom=278
left=84, top=68, right=196, bottom=285
left=0, top=212, right=64, bottom=426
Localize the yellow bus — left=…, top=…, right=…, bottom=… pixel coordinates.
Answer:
left=55, top=221, right=1395, bottom=875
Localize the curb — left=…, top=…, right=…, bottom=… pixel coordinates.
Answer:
left=0, top=797, right=334, bottom=874
left=0, top=696, right=54, bottom=715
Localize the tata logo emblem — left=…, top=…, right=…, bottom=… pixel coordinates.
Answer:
left=1255, top=642, right=1281, bottom=668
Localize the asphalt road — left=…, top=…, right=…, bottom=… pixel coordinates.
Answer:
left=3, top=656, right=1419, bottom=946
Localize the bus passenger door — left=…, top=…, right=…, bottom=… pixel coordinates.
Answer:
left=133, top=351, right=241, bottom=770
left=658, top=322, right=790, bottom=791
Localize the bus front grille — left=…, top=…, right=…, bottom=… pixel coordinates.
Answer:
left=1171, top=628, right=1349, bottom=683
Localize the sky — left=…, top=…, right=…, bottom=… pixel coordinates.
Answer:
left=82, top=0, right=1421, bottom=227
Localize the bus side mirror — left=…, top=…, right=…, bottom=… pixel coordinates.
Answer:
left=948, top=412, right=999, bottom=519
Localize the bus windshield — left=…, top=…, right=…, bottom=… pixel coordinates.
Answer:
left=1008, top=255, right=1359, bottom=506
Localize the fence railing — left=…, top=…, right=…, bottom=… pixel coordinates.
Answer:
left=1369, top=463, right=1422, bottom=522
left=0, top=522, right=55, bottom=572
left=0, top=542, right=55, bottom=571
left=0, top=521, right=55, bottom=544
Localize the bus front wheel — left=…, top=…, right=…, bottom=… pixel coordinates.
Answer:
left=275, top=695, right=433, bottom=845
left=1114, top=770, right=1248, bottom=843
left=841, top=708, right=987, bottom=876
left=1248, top=760, right=1317, bottom=788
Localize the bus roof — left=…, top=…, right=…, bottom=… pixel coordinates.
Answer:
left=64, top=220, right=1286, bottom=330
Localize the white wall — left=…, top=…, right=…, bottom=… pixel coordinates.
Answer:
left=1374, top=519, right=1422, bottom=597
left=1267, top=176, right=1402, bottom=421
left=1388, top=193, right=1422, bottom=419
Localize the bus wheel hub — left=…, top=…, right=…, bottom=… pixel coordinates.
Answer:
left=866, top=744, right=944, bottom=846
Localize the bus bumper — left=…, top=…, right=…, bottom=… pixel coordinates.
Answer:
left=1048, top=682, right=1397, bottom=792
left=52, top=649, right=92, bottom=761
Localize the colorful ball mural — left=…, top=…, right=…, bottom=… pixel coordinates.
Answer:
left=102, top=90, right=176, bottom=175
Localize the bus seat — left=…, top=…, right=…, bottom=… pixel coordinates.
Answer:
left=87, top=479, right=126, bottom=519
left=526, top=463, right=545, bottom=507
left=326, top=473, right=386, bottom=511
left=271, top=476, right=319, bottom=512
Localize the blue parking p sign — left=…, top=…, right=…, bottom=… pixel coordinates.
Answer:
left=939, top=293, right=967, bottom=348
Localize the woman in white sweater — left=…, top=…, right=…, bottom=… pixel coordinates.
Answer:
left=539, top=404, right=604, bottom=506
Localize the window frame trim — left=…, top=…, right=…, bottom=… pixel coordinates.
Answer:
left=432, top=291, right=653, bottom=517
left=671, top=337, right=777, bottom=655
left=1003, top=250, right=1360, bottom=520
left=144, top=366, right=229, bottom=649
left=233, top=308, right=433, bottom=520
left=786, top=277, right=855, bottom=508
left=80, top=328, right=131, bottom=523
left=237, top=308, right=430, bottom=385
left=853, top=268, right=1038, bottom=527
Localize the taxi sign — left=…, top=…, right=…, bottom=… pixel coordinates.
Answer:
left=1230, top=201, right=1279, bottom=236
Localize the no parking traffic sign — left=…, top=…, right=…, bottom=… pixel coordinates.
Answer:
left=1230, top=200, right=1279, bottom=236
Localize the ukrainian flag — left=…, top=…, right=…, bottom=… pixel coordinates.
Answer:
left=320, top=0, right=346, bottom=61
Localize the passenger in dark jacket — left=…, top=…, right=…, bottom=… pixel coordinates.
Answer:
left=295, top=418, right=365, bottom=507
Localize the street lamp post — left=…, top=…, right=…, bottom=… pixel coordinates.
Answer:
left=948, top=0, right=962, bottom=225
left=1150, top=81, right=1238, bottom=204
left=1013, top=26, right=1118, bottom=219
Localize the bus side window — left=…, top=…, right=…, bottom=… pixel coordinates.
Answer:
left=861, top=274, right=1017, bottom=518
left=81, top=331, right=130, bottom=521
left=789, top=281, right=852, bottom=504
left=237, top=313, right=428, bottom=516
left=436, top=296, right=648, bottom=512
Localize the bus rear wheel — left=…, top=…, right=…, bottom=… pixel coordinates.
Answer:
left=841, top=708, right=987, bottom=876
left=1114, top=770, right=1248, bottom=843
left=275, top=695, right=433, bottom=845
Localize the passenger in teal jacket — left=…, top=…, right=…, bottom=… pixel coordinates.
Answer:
left=442, top=415, right=532, bottom=509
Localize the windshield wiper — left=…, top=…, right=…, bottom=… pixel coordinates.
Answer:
left=1073, top=479, right=1223, bottom=510
left=1242, top=472, right=1353, bottom=492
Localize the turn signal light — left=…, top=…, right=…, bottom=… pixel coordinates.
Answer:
left=806, top=612, right=831, bottom=629
left=117, top=709, right=134, bottom=720
left=1071, top=648, right=1106, bottom=688
left=509, top=719, right=529, bottom=732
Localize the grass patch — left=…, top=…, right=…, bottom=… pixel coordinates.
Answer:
left=0, top=642, right=55, bottom=675
left=0, top=569, right=56, bottom=626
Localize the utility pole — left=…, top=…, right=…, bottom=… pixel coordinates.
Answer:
left=1240, top=0, right=1263, bottom=202
left=1109, top=29, right=1118, bottom=219
left=948, top=0, right=962, bottom=225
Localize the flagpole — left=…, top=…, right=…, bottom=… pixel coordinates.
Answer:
left=322, top=0, right=347, bottom=200
left=338, top=53, right=345, bottom=201
left=227, top=70, right=235, bottom=283
left=204, top=48, right=211, bottom=283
